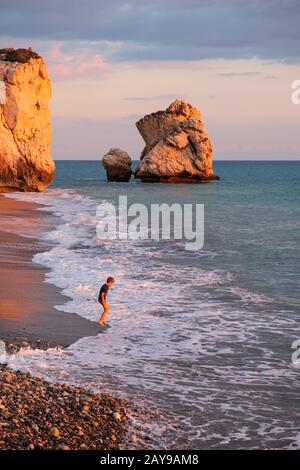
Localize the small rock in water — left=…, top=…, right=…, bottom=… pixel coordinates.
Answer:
left=102, top=148, right=132, bottom=182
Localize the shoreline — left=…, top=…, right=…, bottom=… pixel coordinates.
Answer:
left=0, top=194, right=133, bottom=450
left=0, top=195, right=102, bottom=353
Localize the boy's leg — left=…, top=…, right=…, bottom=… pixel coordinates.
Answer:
left=99, top=303, right=110, bottom=325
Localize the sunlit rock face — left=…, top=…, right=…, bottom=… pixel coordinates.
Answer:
left=0, top=48, right=55, bottom=192
left=102, top=148, right=132, bottom=182
left=135, top=99, right=219, bottom=183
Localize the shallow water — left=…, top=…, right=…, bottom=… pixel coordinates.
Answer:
left=7, top=161, right=300, bottom=449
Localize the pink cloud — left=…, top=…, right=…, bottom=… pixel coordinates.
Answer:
left=48, top=41, right=74, bottom=63
left=77, top=55, right=109, bottom=76
left=46, top=42, right=109, bottom=79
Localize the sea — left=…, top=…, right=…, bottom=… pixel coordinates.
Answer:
left=6, top=160, right=300, bottom=449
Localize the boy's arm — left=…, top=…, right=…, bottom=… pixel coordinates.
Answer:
left=101, top=292, right=107, bottom=304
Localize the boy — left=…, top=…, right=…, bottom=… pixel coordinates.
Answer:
left=98, top=276, right=115, bottom=326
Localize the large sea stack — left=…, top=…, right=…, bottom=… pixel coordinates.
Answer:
left=135, top=99, right=219, bottom=183
left=0, top=48, right=55, bottom=192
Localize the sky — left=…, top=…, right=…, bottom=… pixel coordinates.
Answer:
left=0, top=0, right=300, bottom=160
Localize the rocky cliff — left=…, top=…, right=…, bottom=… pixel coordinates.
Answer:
left=135, top=99, right=219, bottom=183
left=0, top=48, right=55, bottom=192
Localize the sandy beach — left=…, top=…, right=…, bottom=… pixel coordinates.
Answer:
left=0, top=195, right=132, bottom=450
left=0, top=195, right=102, bottom=353
left=0, top=6, right=298, bottom=453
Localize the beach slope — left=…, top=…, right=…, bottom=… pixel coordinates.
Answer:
left=0, top=196, right=101, bottom=352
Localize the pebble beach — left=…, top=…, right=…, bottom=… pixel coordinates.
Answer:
left=0, top=365, right=129, bottom=450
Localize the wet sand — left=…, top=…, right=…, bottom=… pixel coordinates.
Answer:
left=0, top=195, right=102, bottom=352
left=0, top=195, right=134, bottom=451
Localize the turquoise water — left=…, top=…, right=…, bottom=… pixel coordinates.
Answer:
left=8, top=161, right=300, bottom=449
left=53, top=160, right=299, bottom=309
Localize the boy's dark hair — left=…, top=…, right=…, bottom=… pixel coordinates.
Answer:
left=107, top=276, right=115, bottom=284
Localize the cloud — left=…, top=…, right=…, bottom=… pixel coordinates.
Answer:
left=0, top=1, right=300, bottom=62
left=263, top=74, right=278, bottom=80
left=218, top=71, right=260, bottom=77
left=46, top=42, right=109, bottom=79
left=124, top=94, right=183, bottom=101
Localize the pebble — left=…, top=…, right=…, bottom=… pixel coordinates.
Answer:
left=0, top=366, right=129, bottom=450
left=59, top=445, right=70, bottom=450
left=50, top=427, right=60, bottom=438
left=113, top=412, right=122, bottom=422
left=4, top=373, right=13, bottom=383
